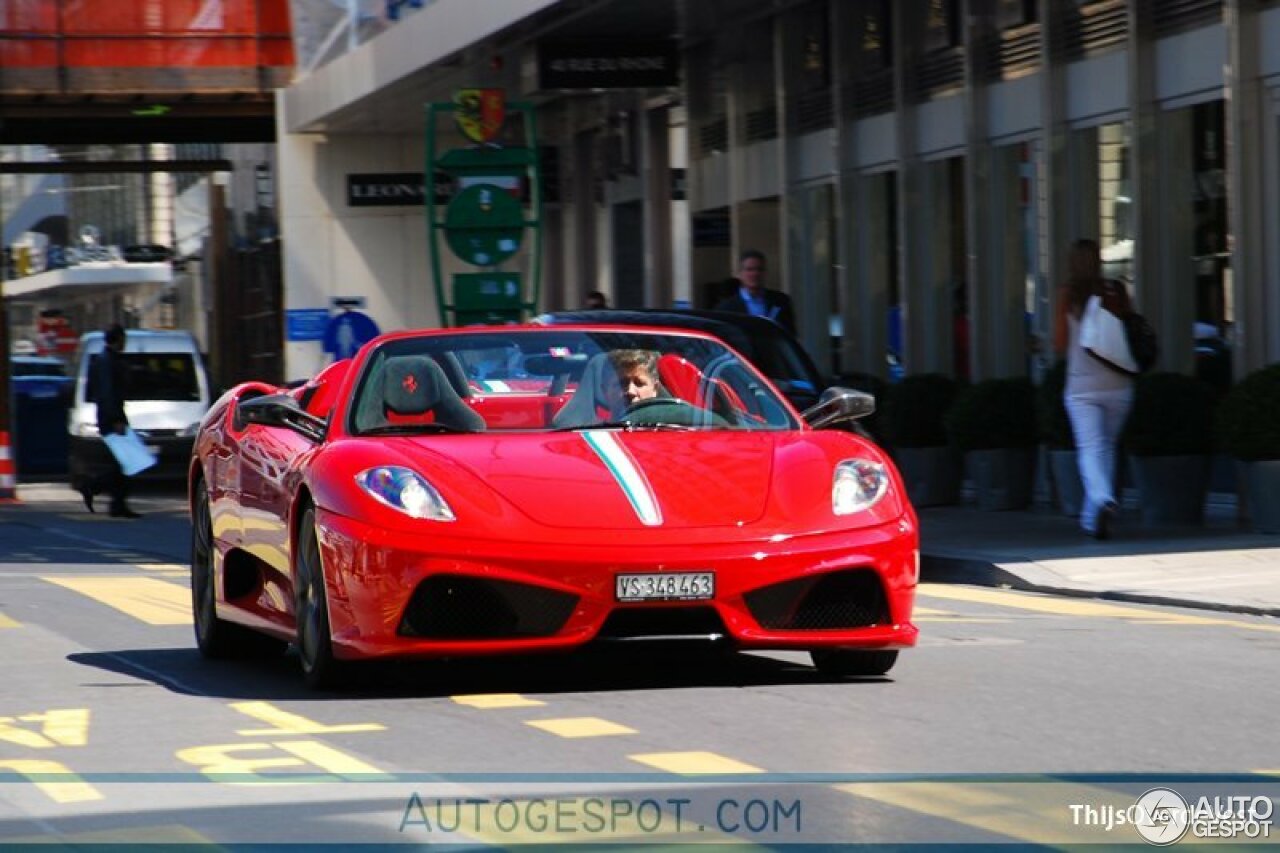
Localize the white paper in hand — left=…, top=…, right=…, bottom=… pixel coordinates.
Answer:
left=103, top=427, right=159, bottom=477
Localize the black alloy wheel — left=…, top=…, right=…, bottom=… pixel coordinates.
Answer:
left=294, top=507, right=343, bottom=688
left=191, top=481, right=286, bottom=659
left=810, top=648, right=899, bottom=678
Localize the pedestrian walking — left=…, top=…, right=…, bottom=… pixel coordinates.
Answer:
left=714, top=250, right=796, bottom=334
left=79, top=323, right=142, bottom=519
left=1053, top=239, right=1134, bottom=539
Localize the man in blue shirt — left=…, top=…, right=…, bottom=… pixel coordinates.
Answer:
left=714, top=250, right=796, bottom=335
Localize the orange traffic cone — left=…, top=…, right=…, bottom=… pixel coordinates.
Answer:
left=0, top=431, right=16, bottom=502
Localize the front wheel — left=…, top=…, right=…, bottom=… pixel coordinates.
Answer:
left=810, top=649, right=899, bottom=678
left=294, top=507, right=345, bottom=688
left=191, top=482, right=286, bottom=659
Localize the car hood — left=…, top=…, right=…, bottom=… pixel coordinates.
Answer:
left=396, top=431, right=785, bottom=530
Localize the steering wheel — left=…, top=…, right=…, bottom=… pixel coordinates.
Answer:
left=625, top=397, right=691, bottom=413
left=624, top=396, right=729, bottom=428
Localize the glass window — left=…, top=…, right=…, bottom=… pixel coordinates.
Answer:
left=10, top=358, right=66, bottom=377
left=348, top=330, right=800, bottom=435
left=88, top=353, right=200, bottom=402
left=1096, top=122, right=1134, bottom=284
left=1190, top=100, right=1229, bottom=333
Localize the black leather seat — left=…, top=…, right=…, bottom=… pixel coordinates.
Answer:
left=382, top=355, right=485, bottom=431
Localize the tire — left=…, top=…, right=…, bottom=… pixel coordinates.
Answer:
left=191, top=482, right=287, bottom=659
left=293, top=507, right=345, bottom=688
left=810, top=648, right=899, bottom=678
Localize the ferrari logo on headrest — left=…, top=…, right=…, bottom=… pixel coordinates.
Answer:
left=402, top=374, right=419, bottom=394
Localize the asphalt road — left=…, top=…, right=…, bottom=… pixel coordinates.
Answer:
left=2, top=483, right=1278, bottom=847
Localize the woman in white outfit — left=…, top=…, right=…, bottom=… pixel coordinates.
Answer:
left=1053, top=239, right=1135, bottom=539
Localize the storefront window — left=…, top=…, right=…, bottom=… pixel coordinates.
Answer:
left=1096, top=122, right=1133, bottom=285
left=1190, top=100, right=1229, bottom=334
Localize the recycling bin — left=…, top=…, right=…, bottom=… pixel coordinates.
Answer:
left=12, top=374, right=73, bottom=476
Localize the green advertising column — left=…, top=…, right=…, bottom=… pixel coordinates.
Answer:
left=426, top=90, right=543, bottom=327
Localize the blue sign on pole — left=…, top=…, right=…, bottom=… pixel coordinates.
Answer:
left=323, top=310, right=381, bottom=360
left=285, top=309, right=331, bottom=342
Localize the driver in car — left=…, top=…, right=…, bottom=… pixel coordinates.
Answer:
left=603, top=349, right=663, bottom=414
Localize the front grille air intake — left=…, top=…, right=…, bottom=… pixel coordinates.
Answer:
left=596, top=606, right=727, bottom=641
left=398, top=575, right=577, bottom=639
left=744, top=569, right=890, bottom=630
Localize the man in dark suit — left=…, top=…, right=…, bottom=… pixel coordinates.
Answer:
left=79, top=323, right=141, bottom=519
left=714, top=249, right=796, bottom=334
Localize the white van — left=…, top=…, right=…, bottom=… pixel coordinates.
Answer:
left=68, top=329, right=213, bottom=487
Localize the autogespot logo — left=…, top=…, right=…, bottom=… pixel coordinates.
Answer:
left=1070, top=787, right=1275, bottom=845
left=1133, top=788, right=1190, bottom=846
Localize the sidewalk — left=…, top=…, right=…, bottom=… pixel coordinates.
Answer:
left=919, top=496, right=1280, bottom=617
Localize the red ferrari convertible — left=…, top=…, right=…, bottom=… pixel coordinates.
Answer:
left=188, top=324, right=918, bottom=686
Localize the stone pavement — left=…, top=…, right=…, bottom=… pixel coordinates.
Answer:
left=918, top=495, right=1280, bottom=617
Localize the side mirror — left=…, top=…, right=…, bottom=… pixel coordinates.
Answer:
left=236, top=393, right=326, bottom=443
left=801, top=387, right=876, bottom=430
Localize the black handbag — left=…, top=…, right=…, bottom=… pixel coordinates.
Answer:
left=1123, top=312, right=1159, bottom=373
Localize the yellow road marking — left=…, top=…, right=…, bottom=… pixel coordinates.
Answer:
left=915, top=616, right=1007, bottom=623
left=0, top=719, right=54, bottom=749
left=231, top=701, right=385, bottom=736
left=135, top=563, right=188, bottom=573
left=451, top=694, right=546, bottom=709
left=274, top=740, right=390, bottom=777
left=0, top=759, right=103, bottom=803
left=628, top=752, right=763, bottom=775
left=3, top=825, right=211, bottom=845
left=43, top=576, right=191, bottom=625
left=839, top=780, right=1130, bottom=845
left=0, top=611, right=18, bottom=628
left=23, top=708, right=90, bottom=746
left=917, top=583, right=1280, bottom=633
left=177, top=739, right=388, bottom=784
left=526, top=717, right=637, bottom=738
left=0, top=709, right=91, bottom=749
left=914, top=605, right=1008, bottom=622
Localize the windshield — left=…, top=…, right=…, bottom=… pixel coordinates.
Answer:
left=348, top=330, right=799, bottom=435
left=88, top=353, right=201, bottom=402
left=742, top=330, right=820, bottom=395
left=11, top=359, right=67, bottom=377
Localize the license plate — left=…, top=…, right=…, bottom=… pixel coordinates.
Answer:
left=615, top=572, right=714, bottom=602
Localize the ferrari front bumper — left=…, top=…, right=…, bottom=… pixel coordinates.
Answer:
left=315, top=509, right=919, bottom=661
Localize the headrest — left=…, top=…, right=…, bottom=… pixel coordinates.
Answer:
left=658, top=354, right=704, bottom=404
left=383, top=356, right=441, bottom=415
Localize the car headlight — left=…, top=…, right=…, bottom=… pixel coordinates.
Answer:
left=72, top=422, right=100, bottom=437
left=355, top=466, right=456, bottom=521
left=179, top=421, right=201, bottom=437
left=832, top=459, right=889, bottom=515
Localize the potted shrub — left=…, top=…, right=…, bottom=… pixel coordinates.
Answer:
left=886, top=373, right=962, bottom=507
left=1216, top=364, right=1280, bottom=533
left=1037, top=360, right=1082, bottom=518
left=945, top=377, right=1038, bottom=511
left=1123, top=372, right=1217, bottom=527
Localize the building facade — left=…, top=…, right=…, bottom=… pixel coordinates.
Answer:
left=276, top=0, right=1280, bottom=385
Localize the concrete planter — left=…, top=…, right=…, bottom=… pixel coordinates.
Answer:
left=1244, top=460, right=1280, bottom=534
left=1047, top=448, right=1083, bottom=519
left=966, top=447, right=1037, bottom=511
left=894, top=446, right=962, bottom=508
left=1127, top=455, right=1210, bottom=527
